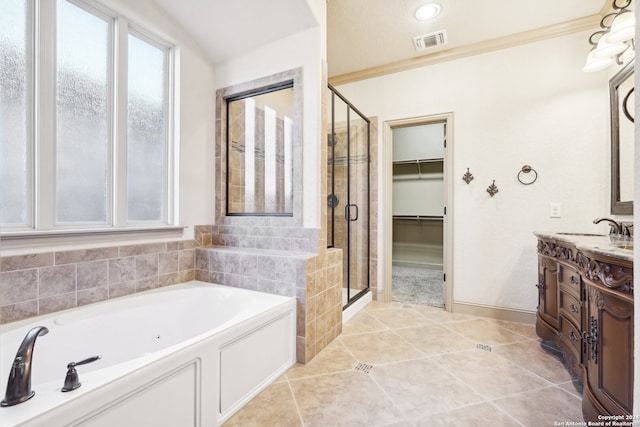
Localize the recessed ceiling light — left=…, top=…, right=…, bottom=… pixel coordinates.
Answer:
left=415, top=3, right=441, bottom=21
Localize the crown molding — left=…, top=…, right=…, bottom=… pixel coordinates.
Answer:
left=329, top=14, right=602, bottom=86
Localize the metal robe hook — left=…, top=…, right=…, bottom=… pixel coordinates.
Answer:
left=487, top=180, right=499, bottom=197
left=462, top=168, right=474, bottom=184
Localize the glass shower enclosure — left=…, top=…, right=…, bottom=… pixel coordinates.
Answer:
left=327, top=85, right=370, bottom=309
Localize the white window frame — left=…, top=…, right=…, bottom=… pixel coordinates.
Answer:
left=1, top=0, right=180, bottom=242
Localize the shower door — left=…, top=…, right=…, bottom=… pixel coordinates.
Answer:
left=327, top=85, right=370, bottom=308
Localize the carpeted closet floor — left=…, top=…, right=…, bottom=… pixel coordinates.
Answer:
left=392, top=266, right=444, bottom=307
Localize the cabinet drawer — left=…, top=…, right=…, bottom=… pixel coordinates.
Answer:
left=559, top=315, right=582, bottom=358
left=558, top=264, right=581, bottom=291
left=559, top=289, right=581, bottom=327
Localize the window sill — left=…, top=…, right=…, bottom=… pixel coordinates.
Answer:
left=0, top=226, right=187, bottom=254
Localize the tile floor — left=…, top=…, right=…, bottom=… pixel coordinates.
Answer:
left=224, top=301, right=584, bottom=427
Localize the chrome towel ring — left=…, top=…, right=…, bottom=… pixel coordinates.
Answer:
left=517, top=165, right=537, bottom=185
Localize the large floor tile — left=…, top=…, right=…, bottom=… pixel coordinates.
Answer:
left=339, top=329, right=423, bottom=364
left=411, top=305, right=478, bottom=323
left=431, top=349, right=551, bottom=399
left=286, top=339, right=357, bottom=380
left=493, top=386, right=582, bottom=427
left=493, top=340, right=573, bottom=384
left=223, top=382, right=301, bottom=427
left=290, top=371, right=406, bottom=427
left=394, top=324, right=476, bottom=355
left=486, top=318, right=538, bottom=339
left=371, top=357, right=485, bottom=419
left=442, top=318, right=531, bottom=345
left=364, top=301, right=406, bottom=311
left=341, top=311, right=389, bottom=335
left=415, top=402, right=521, bottom=427
left=367, top=307, right=433, bottom=329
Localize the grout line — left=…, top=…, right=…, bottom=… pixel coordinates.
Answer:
left=365, top=364, right=413, bottom=423
left=284, top=377, right=306, bottom=427
left=550, top=382, right=583, bottom=400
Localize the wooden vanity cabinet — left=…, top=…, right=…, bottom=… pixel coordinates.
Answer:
left=535, top=237, right=633, bottom=421
left=581, top=254, right=634, bottom=420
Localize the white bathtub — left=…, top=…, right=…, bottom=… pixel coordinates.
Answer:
left=0, top=281, right=296, bottom=427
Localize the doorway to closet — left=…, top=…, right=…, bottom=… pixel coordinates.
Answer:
left=384, top=114, right=452, bottom=308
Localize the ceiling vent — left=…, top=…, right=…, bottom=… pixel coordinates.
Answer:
left=413, top=30, right=448, bottom=52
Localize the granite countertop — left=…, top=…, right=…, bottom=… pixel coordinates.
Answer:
left=534, top=231, right=634, bottom=263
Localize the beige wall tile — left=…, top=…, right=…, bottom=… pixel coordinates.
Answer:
left=39, top=264, right=76, bottom=298
left=1, top=269, right=38, bottom=305
left=1, top=253, right=54, bottom=272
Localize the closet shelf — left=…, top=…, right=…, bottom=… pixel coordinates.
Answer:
left=392, top=215, right=443, bottom=221
left=392, top=158, right=443, bottom=165
left=393, top=174, right=443, bottom=181
left=393, top=158, right=443, bottom=180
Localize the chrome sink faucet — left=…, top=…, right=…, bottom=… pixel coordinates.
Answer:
left=1, top=326, right=49, bottom=407
left=593, top=217, right=623, bottom=235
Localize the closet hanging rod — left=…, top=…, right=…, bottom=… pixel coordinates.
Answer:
left=392, top=215, right=443, bottom=221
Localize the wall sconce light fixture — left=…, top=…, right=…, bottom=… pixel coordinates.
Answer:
left=583, top=0, right=635, bottom=72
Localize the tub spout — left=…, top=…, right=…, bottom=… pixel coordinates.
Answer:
left=1, top=326, right=49, bottom=407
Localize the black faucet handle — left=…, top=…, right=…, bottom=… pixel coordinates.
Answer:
left=62, top=355, right=101, bottom=392
left=67, top=355, right=101, bottom=369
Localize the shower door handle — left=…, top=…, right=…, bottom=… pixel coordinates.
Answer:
left=345, top=204, right=359, bottom=221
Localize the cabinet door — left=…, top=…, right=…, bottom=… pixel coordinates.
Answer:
left=584, top=285, right=633, bottom=417
left=537, top=255, right=558, bottom=331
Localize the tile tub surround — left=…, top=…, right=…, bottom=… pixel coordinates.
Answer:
left=224, top=302, right=583, bottom=426
left=0, top=230, right=343, bottom=365
left=195, top=245, right=343, bottom=364
left=0, top=241, right=196, bottom=325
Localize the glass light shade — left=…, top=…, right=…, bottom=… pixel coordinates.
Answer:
left=415, top=3, right=441, bottom=21
left=593, top=35, right=627, bottom=58
left=606, top=11, right=635, bottom=43
left=583, top=48, right=614, bottom=72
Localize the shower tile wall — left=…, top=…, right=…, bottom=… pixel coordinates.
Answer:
left=328, top=118, right=378, bottom=299
left=329, top=129, right=348, bottom=285
left=0, top=240, right=196, bottom=325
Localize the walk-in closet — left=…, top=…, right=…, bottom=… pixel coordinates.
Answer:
left=391, top=122, right=445, bottom=307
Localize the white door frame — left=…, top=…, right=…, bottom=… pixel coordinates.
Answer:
left=382, top=113, right=454, bottom=310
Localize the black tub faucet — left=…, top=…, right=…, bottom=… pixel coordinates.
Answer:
left=1, top=326, right=49, bottom=407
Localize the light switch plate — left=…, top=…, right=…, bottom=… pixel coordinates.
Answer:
left=550, top=203, right=561, bottom=218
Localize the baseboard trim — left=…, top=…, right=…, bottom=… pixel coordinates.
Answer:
left=452, top=301, right=536, bottom=324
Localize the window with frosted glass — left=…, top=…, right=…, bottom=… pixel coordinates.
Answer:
left=56, top=0, right=110, bottom=223
left=127, top=33, right=167, bottom=222
left=0, top=0, right=174, bottom=235
left=0, top=0, right=32, bottom=227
